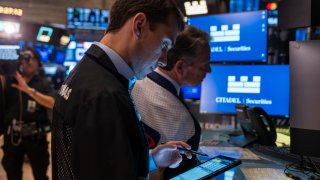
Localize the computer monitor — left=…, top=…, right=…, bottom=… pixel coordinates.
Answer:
left=187, top=10, right=267, bottom=63
left=0, top=45, right=20, bottom=61
left=67, top=8, right=109, bottom=30
left=290, top=40, right=320, bottom=158
left=36, top=47, right=50, bottom=62
left=55, top=50, right=66, bottom=64
left=43, top=64, right=58, bottom=76
left=63, top=61, right=77, bottom=76
left=0, top=45, right=20, bottom=76
left=200, top=65, right=290, bottom=117
left=229, top=0, right=260, bottom=13
left=181, top=84, right=201, bottom=100
left=295, top=29, right=308, bottom=41
left=75, top=47, right=86, bottom=61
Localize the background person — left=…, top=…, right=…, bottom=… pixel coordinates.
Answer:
left=0, top=46, right=55, bottom=180
left=132, top=25, right=211, bottom=179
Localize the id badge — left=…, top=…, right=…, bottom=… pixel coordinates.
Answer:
left=27, top=100, right=37, bottom=112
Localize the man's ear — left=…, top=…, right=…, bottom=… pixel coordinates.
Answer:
left=174, top=60, right=185, bottom=77
left=132, top=13, right=147, bottom=39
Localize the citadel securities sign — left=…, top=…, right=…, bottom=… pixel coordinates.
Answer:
left=215, top=97, right=272, bottom=105
left=0, top=6, right=23, bottom=16
left=200, top=65, right=290, bottom=117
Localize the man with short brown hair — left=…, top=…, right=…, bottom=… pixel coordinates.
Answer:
left=52, top=0, right=191, bottom=179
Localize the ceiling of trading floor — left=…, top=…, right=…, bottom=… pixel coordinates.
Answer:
left=0, top=0, right=116, bottom=26
left=1, top=0, right=228, bottom=27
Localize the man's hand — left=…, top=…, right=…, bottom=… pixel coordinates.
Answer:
left=11, top=72, right=31, bottom=93
left=151, top=141, right=192, bottom=168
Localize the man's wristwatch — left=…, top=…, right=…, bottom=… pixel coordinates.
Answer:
left=30, top=88, right=37, bottom=95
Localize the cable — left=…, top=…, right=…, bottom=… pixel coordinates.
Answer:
left=284, top=156, right=320, bottom=179
left=307, top=157, right=320, bottom=177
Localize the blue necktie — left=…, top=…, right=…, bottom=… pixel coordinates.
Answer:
left=128, top=77, right=142, bottom=121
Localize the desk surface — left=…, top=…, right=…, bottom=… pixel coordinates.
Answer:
left=199, top=130, right=311, bottom=179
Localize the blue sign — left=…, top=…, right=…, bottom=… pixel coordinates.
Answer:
left=200, top=65, right=290, bottom=117
left=188, top=10, right=267, bottom=62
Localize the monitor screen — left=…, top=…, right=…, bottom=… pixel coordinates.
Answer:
left=63, top=61, right=77, bottom=76
left=181, top=84, right=201, bottom=100
left=295, top=29, right=307, bottom=41
left=36, top=47, right=50, bottom=62
left=267, top=10, right=278, bottom=26
left=200, top=65, right=289, bottom=117
left=187, top=10, right=267, bottom=63
left=43, top=65, right=58, bottom=75
left=65, top=49, right=74, bottom=61
left=67, top=8, right=109, bottom=30
left=34, top=45, right=55, bottom=62
left=0, top=45, right=20, bottom=60
left=55, top=50, right=65, bottom=64
left=75, top=47, right=86, bottom=61
left=229, top=0, right=260, bottom=12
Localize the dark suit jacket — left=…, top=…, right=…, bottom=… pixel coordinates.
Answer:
left=52, top=44, right=149, bottom=180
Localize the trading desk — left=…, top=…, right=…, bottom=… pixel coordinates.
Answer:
left=199, top=130, right=311, bottom=179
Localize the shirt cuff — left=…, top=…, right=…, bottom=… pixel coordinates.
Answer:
left=149, top=150, right=157, bottom=172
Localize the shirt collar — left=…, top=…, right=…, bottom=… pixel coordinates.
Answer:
left=155, top=68, right=181, bottom=95
left=93, top=41, right=135, bottom=80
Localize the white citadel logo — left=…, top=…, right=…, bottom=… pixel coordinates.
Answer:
left=227, top=76, right=261, bottom=94
left=184, top=0, right=208, bottom=15
left=210, top=24, right=240, bottom=42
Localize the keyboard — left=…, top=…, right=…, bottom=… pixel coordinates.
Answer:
left=254, top=145, right=320, bottom=164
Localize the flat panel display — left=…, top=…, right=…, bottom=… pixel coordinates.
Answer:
left=200, top=65, right=289, bottom=117
left=67, top=8, right=109, bottom=30
left=229, top=0, right=260, bottom=12
left=187, top=10, right=267, bottom=63
left=181, top=84, right=201, bottom=100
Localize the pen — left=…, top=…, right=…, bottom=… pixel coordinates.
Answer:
left=177, top=147, right=208, bottom=157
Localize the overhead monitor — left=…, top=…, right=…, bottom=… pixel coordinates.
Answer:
left=34, top=44, right=54, bottom=62
left=0, top=45, right=20, bottom=76
left=36, top=47, right=50, bottom=62
left=187, top=10, right=267, bottom=63
left=75, top=47, right=86, bottom=61
left=0, top=45, right=19, bottom=60
left=43, top=64, right=58, bottom=75
left=36, top=26, right=53, bottom=43
left=200, top=65, right=289, bottom=118
left=55, top=50, right=66, bottom=64
left=63, top=61, right=77, bottom=76
left=67, top=8, right=109, bottom=30
left=74, top=42, right=93, bottom=61
left=229, top=0, right=260, bottom=12
left=21, top=22, right=70, bottom=47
